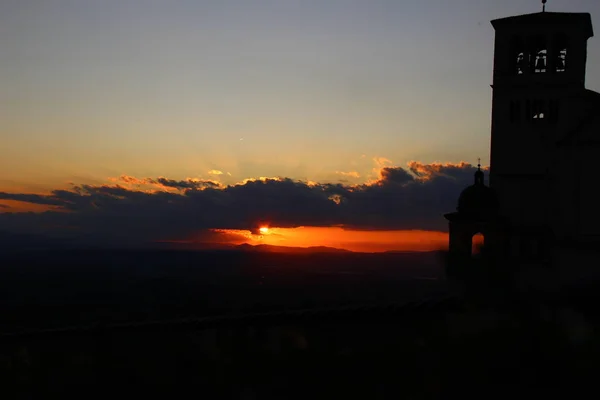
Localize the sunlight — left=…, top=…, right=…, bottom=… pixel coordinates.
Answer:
left=259, top=226, right=270, bottom=234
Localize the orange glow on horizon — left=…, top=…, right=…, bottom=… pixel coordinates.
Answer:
left=0, top=200, right=60, bottom=213
left=212, top=226, right=453, bottom=253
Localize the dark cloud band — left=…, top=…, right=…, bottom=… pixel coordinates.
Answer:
left=0, top=162, right=481, bottom=246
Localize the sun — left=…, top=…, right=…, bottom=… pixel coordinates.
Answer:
left=259, top=226, right=270, bottom=234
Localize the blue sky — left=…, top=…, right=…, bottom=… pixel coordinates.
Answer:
left=2, top=0, right=599, bottom=190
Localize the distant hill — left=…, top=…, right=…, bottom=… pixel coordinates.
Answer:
left=236, top=243, right=352, bottom=254
left=152, top=240, right=352, bottom=254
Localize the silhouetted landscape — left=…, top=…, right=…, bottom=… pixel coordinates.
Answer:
left=0, top=248, right=446, bottom=332
left=3, top=246, right=600, bottom=398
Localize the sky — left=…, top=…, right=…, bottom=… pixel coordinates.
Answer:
left=1, top=0, right=599, bottom=251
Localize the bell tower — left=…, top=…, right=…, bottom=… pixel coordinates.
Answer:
left=488, top=8, right=594, bottom=235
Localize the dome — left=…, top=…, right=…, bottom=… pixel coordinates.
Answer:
left=456, top=165, right=499, bottom=218
left=457, top=185, right=499, bottom=215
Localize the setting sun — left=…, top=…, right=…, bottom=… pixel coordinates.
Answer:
left=259, top=227, right=270, bottom=234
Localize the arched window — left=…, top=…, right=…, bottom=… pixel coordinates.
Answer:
left=472, top=233, right=485, bottom=256
left=554, top=33, right=569, bottom=73
left=510, top=36, right=526, bottom=75
left=530, top=35, right=548, bottom=74
left=534, top=49, right=548, bottom=73
left=527, top=99, right=546, bottom=121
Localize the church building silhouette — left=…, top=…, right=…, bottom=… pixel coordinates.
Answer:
left=446, top=6, right=600, bottom=275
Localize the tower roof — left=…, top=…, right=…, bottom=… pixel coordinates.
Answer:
left=491, top=12, right=594, bottom=39
left=455, top=166, right=499, bottom=219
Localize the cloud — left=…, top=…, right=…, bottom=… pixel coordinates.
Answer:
left=114, top=175, right=148, bottom=184
left=376, top=167, right=414, bottom=185
left=373, top=157, right=393, bottom=168
left=208, top=170, right=223, bottom=175
left=335, top=171, right=361, bottom=178
left=0, top=162, right=483, bottom=247
left=106, top=175, right=222, bottom=191
left=151, top=177, right=222, bottom=191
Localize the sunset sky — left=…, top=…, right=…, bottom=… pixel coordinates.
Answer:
left=1, top=0, right=599, bottom=252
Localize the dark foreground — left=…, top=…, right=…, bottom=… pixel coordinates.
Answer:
left=1, top=249, right=600, bottom=398
left=0, top=249, right=447, bottom=333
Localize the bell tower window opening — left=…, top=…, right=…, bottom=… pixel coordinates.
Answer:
left=510, top=36, right=526, bottom=75
left=516, top=52, right=526, bottom=74
left=554, top=34, right=569, bottom=73
left=534, top=49, right=548, bottom=73
left=557, top=49, right=567, bottom=72
left=530, top=35, right=548, bottom=74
